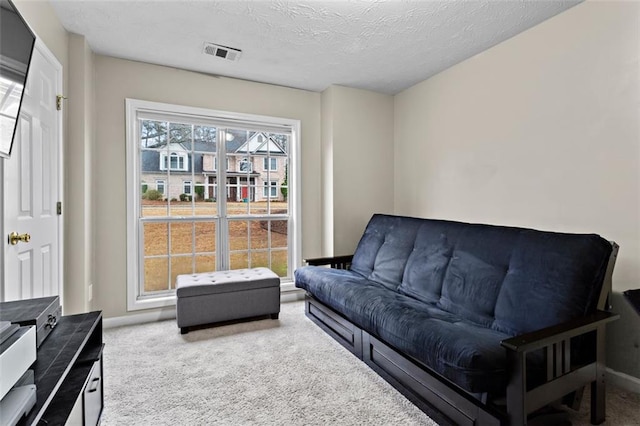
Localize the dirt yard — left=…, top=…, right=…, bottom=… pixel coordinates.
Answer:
left=141, top=201, right=288, bottom=292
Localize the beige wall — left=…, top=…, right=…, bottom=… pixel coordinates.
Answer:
left=320, top=88, right=334, bottom=256
left=93, top=56, right=322, bottom=318
left=321, top=86, right=395, bottom=256
left=66, top=33, right=94, bottom=314
left=394, top=0, right=639, bottom=293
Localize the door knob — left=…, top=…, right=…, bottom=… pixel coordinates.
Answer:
left=8, top=232, right=30, bottom=245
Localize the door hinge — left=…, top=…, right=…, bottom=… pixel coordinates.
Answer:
left=56, top=95, right=67, bottom=111
left=57, top=201, right=62, bottom=215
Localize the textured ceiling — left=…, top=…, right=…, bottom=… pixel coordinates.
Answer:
left=50, top=0, right=582, bottom=95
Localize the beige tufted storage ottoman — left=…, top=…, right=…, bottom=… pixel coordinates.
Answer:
left=176, top=267, right=280, bottom=334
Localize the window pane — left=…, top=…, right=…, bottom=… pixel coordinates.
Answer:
left=140, top=149, right=168, bottom=216
left=194, top=184, right=218, bottom=216
left=171, top=256, right=193, bottom=289
left=229, top=220, right=248, bottom=250
left=270, top=221, right=288, bottom=248
left=144, top=257, right=169, bottom=293
left=143, top=222, right=168, bottom=256
left=142, top=198, right=169, bottom=218
left=195, top=255, right=216, bottom=274
left=168, top=204, right=190, bottom=217
left=250, top=220, right=269, bottom=249
left=227, top=198, right=249, bottom=215
left=192, top=183, right=204, bottom=201
left=250, top=195, right=268, bottom=215
left=251, top=251, right=269, bottom=269
left=270, top=133, right=289, bottom=155
left=169, top=122, right=191, bottom=145
left=140, top=120, right=167, bottom=149
left=195, top=222, right=216, bottom=253
left=271, top=250, right=288, bottom=278
left=230, top=251, right=249, bottom=270
left=194, top=125, right=217, bottom=145
left=170, top=222, right=193, bottom=254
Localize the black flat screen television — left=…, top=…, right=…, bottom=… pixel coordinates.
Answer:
left=0, top=0, right=36, bottom=159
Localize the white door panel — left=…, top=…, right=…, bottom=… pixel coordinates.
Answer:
left=3, top=41, right=62, bottom=302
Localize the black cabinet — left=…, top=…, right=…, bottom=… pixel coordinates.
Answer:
left=18, top=311, right=103, bottom=426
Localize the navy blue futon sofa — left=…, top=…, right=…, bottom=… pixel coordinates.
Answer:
left=295, top=214, right=619, bottom=426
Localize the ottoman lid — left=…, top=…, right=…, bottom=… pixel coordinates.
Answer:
left=176, top=267, right=280, bottom=297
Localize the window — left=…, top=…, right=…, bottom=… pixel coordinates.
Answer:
left=239, top=158, right=252, bottom=172
left=160, top=151, right=188, bottom=171
left=263, top=181, right=278, bottom=198
left=126, top=99, right=300, bottom=311
left=263, top=157, right=277, bottom=171
left=213, top=156, right=229, bottom=171
left=156, top=180, right=165, bottom=194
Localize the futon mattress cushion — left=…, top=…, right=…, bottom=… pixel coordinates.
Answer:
left=295, top=266, right=511, bottom=394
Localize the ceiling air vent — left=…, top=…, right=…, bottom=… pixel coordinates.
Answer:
left=203, top=42, right=242, bottom=62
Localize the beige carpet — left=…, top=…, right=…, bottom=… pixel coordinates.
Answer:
left=102, top=301, right=639, bottom=425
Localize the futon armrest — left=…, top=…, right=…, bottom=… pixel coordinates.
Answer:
left=500, top=310, right=619, bottom=353
left=304, top=255, right=354, bottom=269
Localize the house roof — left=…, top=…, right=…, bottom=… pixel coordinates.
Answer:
left=141, top=145, right=204, bottom=175
left=235, top=132, right=286, bottom=155
left=141, top=132, right=287, bottom=174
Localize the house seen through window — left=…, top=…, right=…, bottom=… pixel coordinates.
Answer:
left=127, top=99, right=299, bottom=310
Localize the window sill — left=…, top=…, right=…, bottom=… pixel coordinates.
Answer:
left=128, top=293, right=177, bottom=311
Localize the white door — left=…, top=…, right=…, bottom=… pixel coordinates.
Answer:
left=2, top=40, right=62, bottom=302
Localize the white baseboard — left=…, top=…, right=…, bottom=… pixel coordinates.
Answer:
left=607, top=368, right=640, bottom=394
left=104, top=307, right=177, bottom=329
left=104, top=288, right=306, bottom=329
left=281, top=288, right=305, bottom=303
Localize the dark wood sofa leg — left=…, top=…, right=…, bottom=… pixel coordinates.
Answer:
left=591, top=380, right=605, bottom=425
left=591, top=325, right=607, bottom=425
left=507, top=351, right=528, bottom=426
left=270, top=313, right=279, bottom=320
left=181, top=327, right=189, bottom=334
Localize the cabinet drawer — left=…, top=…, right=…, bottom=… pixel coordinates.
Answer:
left=83, top=358, right=103, bottom=426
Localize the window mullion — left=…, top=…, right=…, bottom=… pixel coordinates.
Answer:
left=165, top=120, right=171, bottom=289
left=217, top=128, right=228, bottom=271
left=268, top=220, right=272, bottom=270
left=191, top=124, right=196, bottom=273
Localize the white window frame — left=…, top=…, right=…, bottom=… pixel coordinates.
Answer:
left=125, top=98, right=301, bottom=311
left=183, top=180, right=191, bottom=195
left=160, top=151, right=188, bottom=171
left=263, top=180, right=278, bottom=198
left=156, top=179, right=165, bottom=194
left=263, top=157, right=277, bottom=171
left=239, top=157, right=252, bottom=173
left=213, top=155, right=227, bottom=171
